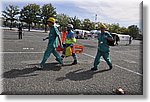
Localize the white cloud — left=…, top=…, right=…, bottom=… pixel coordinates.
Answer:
left=1, top=0, right=63, bottom=3
left=72, top=0, right=142, bottom=26
left=75, top=0, right=140, bottom=21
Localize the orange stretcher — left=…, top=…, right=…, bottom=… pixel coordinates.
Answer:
left=56, top=44, right=84, bottom=54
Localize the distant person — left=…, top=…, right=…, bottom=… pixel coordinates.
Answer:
left=84, top=32, right=88, bottom=39
left=61, top=27, right=68, bottom=47
left=61, top=24, right=77, bottom=65
left=129, top=36, right=132, bottom=45
left=91, top=24, right=113, bottom=71
left=18, top=24, right=22, bottom=39
left=37, top=17, right=63, bottom=70
left=115, top=35, right=120, bottom=45
left=76, top=31, right=79, bottom=39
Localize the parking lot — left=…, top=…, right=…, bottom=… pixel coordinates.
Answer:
left=1, top=30, right=143, bottom=95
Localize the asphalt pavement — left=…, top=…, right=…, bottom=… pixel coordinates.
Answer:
left=1, top=30, right=143, bottom=95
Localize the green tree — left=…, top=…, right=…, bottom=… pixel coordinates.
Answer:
left=82, top=19, right=94, bottom=31
left=128, top=25, right=139, bottom=39
left=2, top=5, right=20, bottom=29
left=109, top=23, right=120, bottom=33
left=96, top=22, right=106, bottom=30
left=118, top=27, right=129, bottom=34
left=69, top=16, right=81, bottom=29
left=57, top=13, right=70, bottom=28
left=20, top=4, right=40, bottom=31
left=41, top=3, right=56, bottom=32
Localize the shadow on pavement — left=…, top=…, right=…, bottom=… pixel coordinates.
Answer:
left=3, top=67, right=38, bottom=79
left=41, top=63, right=62, bottom=71
left=56, top=68, right=110, bottom=81
left=3, top=63, right=62, bottom=79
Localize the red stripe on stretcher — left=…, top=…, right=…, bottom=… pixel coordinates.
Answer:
left=56, top=45, right=84, bottom=54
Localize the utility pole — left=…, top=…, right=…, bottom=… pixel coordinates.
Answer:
left=95, top=14, right=97, bottom=23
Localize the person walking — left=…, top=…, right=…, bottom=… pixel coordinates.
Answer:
left=18, top=23, right=22, bottom=39
left=91, top=24, right=113, bottom=71
left=37, top=17, right=63, bottom=70
left=61, top=24, right=78, bottom=65
left=115, top=35, right=120, bottom=45
left=129, top=36, right=132, bottom=45
left=61, top=27, right=68, bottom=47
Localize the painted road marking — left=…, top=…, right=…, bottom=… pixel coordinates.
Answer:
left=112, top=50, right=141, bottom=58
left=0, top=52, right=44, bottom=54
left=123, top=59, right=138, bottom=64
left=23, top=47, right=34, bottom=50
left=0, top=51, right=142, bottom=76
left=83, top=53, right=143, bottom=76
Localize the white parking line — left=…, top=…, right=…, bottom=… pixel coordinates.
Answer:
left=0, top=51, right=143, bottom=76
left=123, top=59, right=137, bottom=64
left=0, top=52, right=44, bottom=54
left=112, top=50, right=140, bottom=58
left=83, top=53, right=143, bottom=76
left=23, top=47, right=34, bottom=50
left=113, top=64, right=142, bottom=76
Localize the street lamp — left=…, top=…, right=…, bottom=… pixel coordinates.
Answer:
left=95, top=14, right=98, bottom=30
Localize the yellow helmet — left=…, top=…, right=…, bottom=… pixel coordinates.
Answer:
left=47, top=17, right=55, bottom=24
left=100, top=23, right=107, bottom=29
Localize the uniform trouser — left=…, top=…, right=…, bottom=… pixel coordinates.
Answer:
left=40, top=46, right=63, bottom=66
left=94, top=50, right=112, bottom=68
left=62, top=44, right=77, bottom=60
left=19, top=32, right=22, bottom=39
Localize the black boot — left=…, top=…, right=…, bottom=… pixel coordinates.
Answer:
left=72, top=60, right=77, bottom=65
left=61, top=55, right=65, bottom=59
left=109, top=66, right=113, bottom=70
left=91, top=67, right=98, bottom=71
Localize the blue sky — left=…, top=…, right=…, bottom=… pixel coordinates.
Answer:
left=1, top=0, right=142, bottom=28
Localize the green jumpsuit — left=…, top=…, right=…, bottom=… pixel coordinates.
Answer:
left=40, top=25, right=63, bottom=66
left=94, top=31, right=113, bottom=69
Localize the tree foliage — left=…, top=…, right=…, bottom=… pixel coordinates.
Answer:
left=128, top=25, right=139, bottom=39
left=56, top=13, right=70, bottom=28
left=69, top=16, right=81, bottom=29
left=2, top=5, right=20, bottom=29
left=118, top=27, right=128, bottom=34
left=41, top=3, right=56, bottom=32
left=20, top=4, right=40, bottom=31
left=108, top=23, right=120, bottom=33
left=82, top=19, right=95, bottom=30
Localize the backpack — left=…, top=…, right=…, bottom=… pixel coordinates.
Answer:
left=104, top=32, right=115, bottom=46
left=107, top=38, right=115, bottom=46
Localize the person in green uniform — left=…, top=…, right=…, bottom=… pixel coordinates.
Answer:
left=91, top=24, right=113, bottom=71
left=37, top=17, right=63, bottom=70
